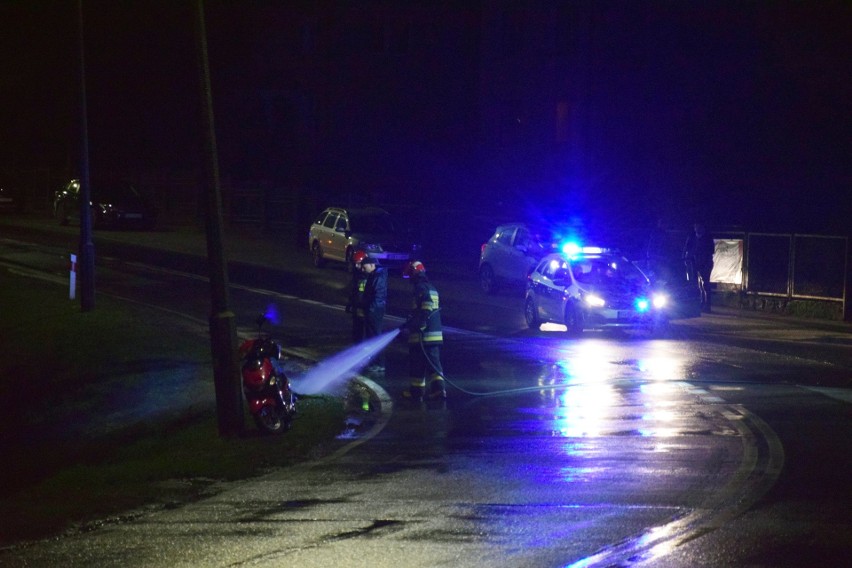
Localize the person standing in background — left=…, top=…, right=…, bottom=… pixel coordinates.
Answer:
left=684, top=222, right=715, bottom=313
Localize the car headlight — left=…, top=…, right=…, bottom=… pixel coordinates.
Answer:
left=636, top=298, right=650, bottom=312
left=584, top=293, right=605, bottom=307
left=652, top=293, right=668, bottom=309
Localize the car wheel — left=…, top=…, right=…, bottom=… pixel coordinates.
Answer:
left=479, top=264, right=497, bottom=294
left=564, top=301, right=584, bottom=335
left=524, top=296, right=541, bottom=330
left=311, top=242, right=325, bottom=268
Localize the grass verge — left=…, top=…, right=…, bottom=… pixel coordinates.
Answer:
left=0, top=270, right=347, bottom=547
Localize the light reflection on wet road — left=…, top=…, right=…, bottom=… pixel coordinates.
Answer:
left=428, top=333, right=784, bottom=566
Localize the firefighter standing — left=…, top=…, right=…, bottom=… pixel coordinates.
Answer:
left=360, top=254, right=388, bottom=373
left=401, top=260, right=445, bottom=401
left=345, top=250, right=370, bottom=342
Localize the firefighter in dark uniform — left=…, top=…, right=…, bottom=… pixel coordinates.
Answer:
left=401, top=260, right=445, bottom=401
left=360, top=254, right=388, bottom=373
left=345, top=250, right=369, bottom=342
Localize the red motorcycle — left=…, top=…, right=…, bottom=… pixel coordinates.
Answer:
left=239, top=315, right=296, bottom=434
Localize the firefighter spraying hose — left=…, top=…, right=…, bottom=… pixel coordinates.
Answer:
left=292, top=316, right=545, bottom=400
left=408, top=310, right=565, bottom=398
left=399, top=260, right=551, bottom=400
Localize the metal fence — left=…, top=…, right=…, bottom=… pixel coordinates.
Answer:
left=604, top=227, right=848, bottom=319
left=743, top=232, right=848, bottom=315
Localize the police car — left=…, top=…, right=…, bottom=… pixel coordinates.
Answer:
left=524, top=246, right=669, bottom=333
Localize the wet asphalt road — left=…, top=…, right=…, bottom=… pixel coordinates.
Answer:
left=0, top=217, right=850, bottom=567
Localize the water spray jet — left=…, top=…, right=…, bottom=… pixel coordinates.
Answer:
left=291, top=328, right=400, bottom=395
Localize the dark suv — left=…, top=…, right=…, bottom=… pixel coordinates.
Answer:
left=307, top=207, right=420, bottom=270
left=52, top=178, right=158, bottom=229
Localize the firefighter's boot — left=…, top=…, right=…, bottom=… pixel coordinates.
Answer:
left=403, top=382, right=425, bottom=402
left=428, top=377, right=447, bottom=400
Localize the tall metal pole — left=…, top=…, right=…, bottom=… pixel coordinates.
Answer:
left=195, top=0, right=243, bottom=436
left=77, top=0, right=95, bottom=311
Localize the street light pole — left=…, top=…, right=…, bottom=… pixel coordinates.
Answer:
left=195, top=0, right=243, bottom=436
left=77, top=0, right=95, bottom=312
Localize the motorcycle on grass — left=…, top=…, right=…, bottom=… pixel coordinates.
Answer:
left=239, top=315, right=296, bottom=434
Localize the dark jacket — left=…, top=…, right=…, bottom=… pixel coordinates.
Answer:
left=684, top=230, right=715, bottom=276
left=407, top=275, right=442, bottom=344
left=363, top=266, right=388, bottom=315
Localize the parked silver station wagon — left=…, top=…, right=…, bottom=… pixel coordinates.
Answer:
left=307, top=206, right=420, bottom=270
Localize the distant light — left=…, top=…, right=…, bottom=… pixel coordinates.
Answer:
left=652, top=294, right=668, bottom=309
left=264, top=303, right=282, bottom=325
left=636, top=298, right=650, bottom=312
left=584, top=294, right=605, bottom=307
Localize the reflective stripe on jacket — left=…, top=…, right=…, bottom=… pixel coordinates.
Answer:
left=348, top=273, right=368, bottom=317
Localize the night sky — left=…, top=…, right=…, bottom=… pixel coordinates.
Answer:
left=1, top=1, right=849, bottom=234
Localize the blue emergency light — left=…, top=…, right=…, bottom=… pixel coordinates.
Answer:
left=561, top=241, right=582, bottom=257
left=561, top=241, right=611, bottom=258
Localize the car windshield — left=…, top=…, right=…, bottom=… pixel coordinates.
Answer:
left=572, top=256, right=647, bottom=287
left=348, top=211, right=396, bottom=234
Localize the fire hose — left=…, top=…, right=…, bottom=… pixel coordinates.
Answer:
left=407, top=309, right=565, bottom=398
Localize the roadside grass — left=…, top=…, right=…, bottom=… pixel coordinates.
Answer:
left=0, top=272, right=347, bottom=547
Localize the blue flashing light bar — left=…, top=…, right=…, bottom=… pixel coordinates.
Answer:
left=561, top=241, right=612, bottom=258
